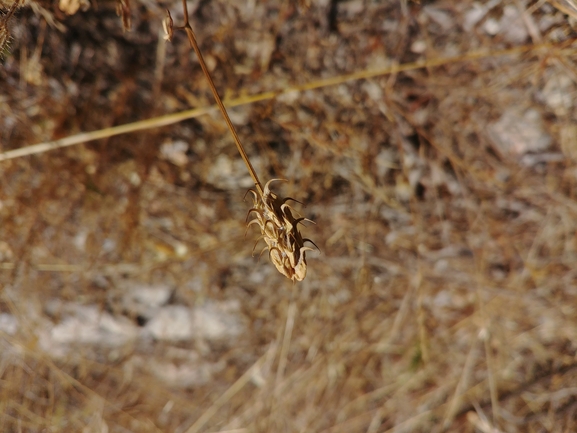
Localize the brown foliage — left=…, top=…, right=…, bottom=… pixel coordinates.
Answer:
left=2, top=1, right=577, bottom=432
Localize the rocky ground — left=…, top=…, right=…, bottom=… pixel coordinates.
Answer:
left=2, top=0, right=577, bottom=432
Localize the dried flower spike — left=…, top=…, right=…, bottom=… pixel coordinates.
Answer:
left=247, top=179, right=317, bottom=282
left=165, top=0, right=316, bottom=281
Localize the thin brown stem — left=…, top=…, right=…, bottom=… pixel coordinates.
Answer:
left=178, top=0, right=263, bottom=195
left=4, top=0, right=20, bottom=21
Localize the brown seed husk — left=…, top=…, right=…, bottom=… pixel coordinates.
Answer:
left=247, top=179, right=314, bottom=282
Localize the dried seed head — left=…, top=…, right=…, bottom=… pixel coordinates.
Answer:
left=164, top=0, right=317, bottom=280
left=247, top=179, right=316, bottom=282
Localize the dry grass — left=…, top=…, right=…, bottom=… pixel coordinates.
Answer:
left=2, top=1, right=577, bottom=432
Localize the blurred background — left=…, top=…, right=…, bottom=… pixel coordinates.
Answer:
left=2, top=0, right=577, bottom=431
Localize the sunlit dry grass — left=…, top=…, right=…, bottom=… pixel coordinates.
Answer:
left=2, top=1, right=577, bottom=432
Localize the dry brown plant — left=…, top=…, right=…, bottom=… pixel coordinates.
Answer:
left=3, top=2, right=577, bottom=432
left=163, top=0, right=315, bottom=281
left=549, top=0, right=577, bottom=19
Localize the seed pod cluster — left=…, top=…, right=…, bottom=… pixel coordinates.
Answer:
left=247, top=179, right=316, bottom=282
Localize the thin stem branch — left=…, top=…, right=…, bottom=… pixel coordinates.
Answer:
left=1, top=40, right=565, bottom=162
left=178, top=0, right=263, bottom=195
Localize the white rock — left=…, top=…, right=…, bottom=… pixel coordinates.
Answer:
left=205, top=154, right=257, bottom=190
left=146, top=306, right=193, bottom=341
left=148, top=357, right=226, bottom=388
left=44, top=305, right=137, bottom=356
left=488, top=108, right=552, bottom=156
left=500, top=5, right=528, bottom=43
left=483, top=17, right=500, bottom=35
left=410, top=40, right=427, bottom=54
left=423, top=6, right=454, bottom=31
left=0, top=313, right=18, bottom=335
left=540, top=73, right=574, bottom=116
left=124, top=283, right=172, bottom=310
left=160, top=140, right=189, bottom=167
left=464, top=2, right=489, bottom=32
left=192, top=300, right=244, bottom=340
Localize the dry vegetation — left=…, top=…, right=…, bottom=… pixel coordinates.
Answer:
left=2, top=0, right=577, bottom=432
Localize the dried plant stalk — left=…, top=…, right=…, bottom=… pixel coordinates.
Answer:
left=0, top=43, right=554, bottom=162
left=548, top=0, right=577, bottom=19
left=164, top=0, right=315, bottom=281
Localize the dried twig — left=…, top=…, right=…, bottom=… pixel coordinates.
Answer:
left=0, top=41, right=561, bottom=162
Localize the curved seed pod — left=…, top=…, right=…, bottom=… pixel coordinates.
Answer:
left=246, top=179, right=316, bottom=281
left=245, top=207, right=263, bottom=222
